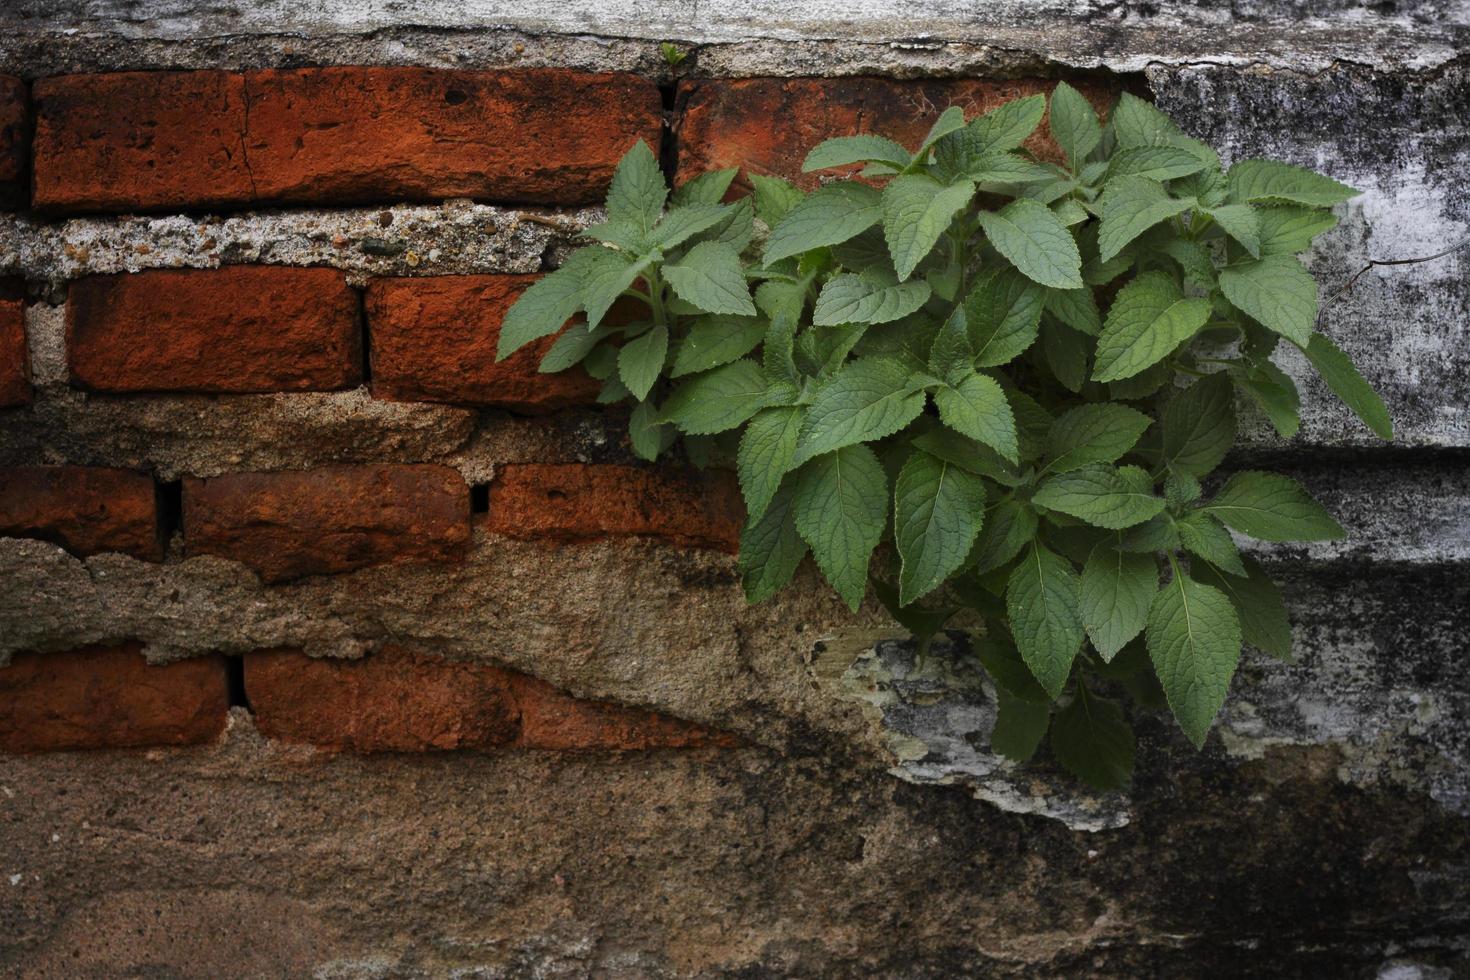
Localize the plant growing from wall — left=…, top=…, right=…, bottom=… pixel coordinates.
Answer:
left=498, top=86, right=1390, bottom=789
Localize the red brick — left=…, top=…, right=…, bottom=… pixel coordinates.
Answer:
left=0, top=645, right=227, bottom=752
left=183, top=464, right=470, bottom=583
left=0, top=281, right=28, bottom=406
left=0, top=76, right=26, bottom=209
left=676, top=77, right=1117, bottom=190
left=483, top=464, right=743, bottom=553
left=0, top=466, right=160, bottom=560
left=66, top=267, right=360, bottom=394
left=365, top=275, right=599, bottom=411
left=242, top=646, right=736, bottom=753
left=33, top=68, right=662, bottom=213
left=244, top=646, right=520, bottom=752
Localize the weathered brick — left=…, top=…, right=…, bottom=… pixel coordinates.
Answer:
left=0, top=280, right=27, bottom=406
left=242, top=646, right=736, bottom=753
left=0, top=75, right=26, bottom=209
left=0, top=645, right=227, bottom=752
left=33, top=68, right=662, bottom=213
left=0, top=466, right=160, bottom=560
left=676, top=77, right=1117, bottom=189
left=183, top=464, right=470, bottom=582
left=482, top=464, right=743, bottom=553
left=365, top=275, right=599, bottom=411
left=66, top=267, right=361, bottom=394
left=244, top=646, right=520, bottom=752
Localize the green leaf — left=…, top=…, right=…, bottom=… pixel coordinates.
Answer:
left=1045, top=403, right=1153, bottom=473
left=812, top=273, right=932, bottom=326
left=650, top=203, right=732, bottom=250
left=792, top=357, right=927, bottom=466
left=882, top=175, right=975, bottom=281
left=628, top=399, right=674, bottom=461
left=1163, top=372, right=1236, bottom=478
left=1218, top=255, right=1317, bottom=346
left=1111, top=92, right=1187, bottom=149
left=1207, top=204, right=1261, bottom=258
left=1081, top=543, right=1157, bottom=661
left=496, top=259, right=586, bottom=360
left=1050, top=687, right=1135, bottom=790
left=1006, top=542, right=1084, bottom=699
left=927, top=304, right=973, bottom=381
left=1204, top=471, right=1345, bottom=542
left=916, top=105, right=968, bottom=158
left=1176, top=511, right=1246, bottom=577
left=966, top=94, right=1046, bottom=154
left=670, top=314, right=766, bottom=378
left=764, top=183, right=883, bottom=265
left=663, top=241, right=758, bottom=316
left=1227, top=159, right=1360, bottom=207
left=661, top=359, right=769, bottom=435
left=1302, top=331, right=1393, bottom=440
left=964, top=270, right=1044, bottom=367
left=538, top=322, right=611, bottom=375
left=1042, top=287, right=1101, bottom=336
left=605, top=139, right=667, bottom=232
left=934, top=371, right=1018, bottom=463
left=894, top=451, right=988, bottom=604
left=1049, top=81, right=1101, bottom=170
left=1146, top=568, right=1242, bottom=748
left=739, top=477, right=809, bottom=603
left=1105, top=145, right=1210, bottom=182
left=738, top=406, right=804, bottom=522
left=793, top=445, right=889, bottom=611
left=1040, top=320, right=1089, bottom=393
left=967, top=498, right=1038, bottom=575
left=1235, top=361, right=1302, bottom=439
left=1092, top=271, right=1211, bottom=382
left=803, top=134, right=911, bottom=172
left=749, top=173, right=805, bottom=227
left=582, top=248, right=656, bottom=329
left=1195, top=555, right=1293, bottom=660
left=1033, top=463, right=1167, bottom=529
left=617, top=323, right=668, bottom=400
left=963, top=153, right=1057, bottom=185
left=974, top=635, right=1050, bottom=703
left=1097, top=176, right=1194, bottom=263
left=1257, top=206, right=1339, bottom=255
left=975, top=198, right=1084, bottom=289
left=991, top=692, right=1051, bottom=762
left=671, top=167, right=737, bottom=207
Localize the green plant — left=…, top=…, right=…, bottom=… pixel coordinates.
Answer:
left=660, top=42, right=688, bottom=69
left=497, top=86, right=1391, bottom=789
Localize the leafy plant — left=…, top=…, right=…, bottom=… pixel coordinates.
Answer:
left=498, top=86, right=1390, bottom=789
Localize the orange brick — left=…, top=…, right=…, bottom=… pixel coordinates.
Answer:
left=0, top=466, right=160, bottom=560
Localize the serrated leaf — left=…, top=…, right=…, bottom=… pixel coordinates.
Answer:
left=1146, top=568, right=1241, bottom=748
left=1206, top=204, right=1261, bottom=258
left=967, top=94, right=1046, bottom=154
left=670, top=314, right=766, bottom=378
left=1034, top=463, right=1166, bottom=529
left=1097, top=176, right=1194, bottom=262
left=917, top=105, right=968, bottom=158
left=793, top=445, right=889, bottom=611
left=617, top=323, right=668, bottom=400
left=628, top=399, right=674, bottom=461
left=1051, top=687, right=1135, bottom=789
left=1227, top=159, right=1360, bottom=207
left=1218, top=255, right=1317, bottom=345
left=1105, top=144, right=1210, bottom=182
left=1257, top=206, right=1339, bottom=255
left=803, top=134, right=912, bottom=172
left=813, top=273, right=932, bottom=326
left=739, top=476, right=809, bottom=603
left=882, top=175, right=975, bottom=281
left=1111, top=92, right=1188, bottom=149
left=1204, top=471, right=1345, bottom=541
left=605, top=139, right=666, bottom=232
left=790, top=356, right=926, bottom=466
left=1163, top=372, right=1236, bottom=478
left=964, top=270, right=1044, bottom=367
left=749, top=173, right=805, bottom=227
left=583, top=248, right=656, bottom=329
left=1176, top=511, right=1245, bottom=577
left=671, top=167, right=738, bottom=207
left=964, top=153, right=1057, bottom=185
left=927, top=303, right=973, bottom=381
left=974, top=635, right=1050, bottom=703
left=1302, top=331, right=1393, bottom=440
left=1162, top=238, right=1218, bottom=290
left=738, top=406, right=804, bottom=522
left=894, top=451, right=988, bottom=604
left=538, top=321, right=611, bottom=374
left=496, top=257, right=587, bottom=359
left=1040, top=319, right=1089, bottom=393
left=1092, top=271, right=1211, bottom=382
left=650, top=203, right=732, bottom=250
left=968, top=498, right=1038, bottom=574
left=992, top=691, right=1051, bottom=762
left=764, top=182, right=883, bottom=265
left=1043, top=287, right=1101, bottom=335
left=1195, top=555, right=1292, bottom=660
left=976, top=198, right=1083, bottom=289
left=1006, top=542, right=1084, bottom=699
left=1235, top=361, right=1302, bottom=439
left=934, top=371, right=1018, bottom=463
left=1045, top=403, right=1153, bottom=473
left=1081, top=543, right=1157, bottom=661
left=1049, top=81, right=1101, bottom=170
left=663, top=241, right=758, bottom=316
left=661, top=359, right=769, bottom=435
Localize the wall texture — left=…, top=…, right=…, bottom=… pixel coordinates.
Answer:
left=0, top=2, right=1467, bottom=976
